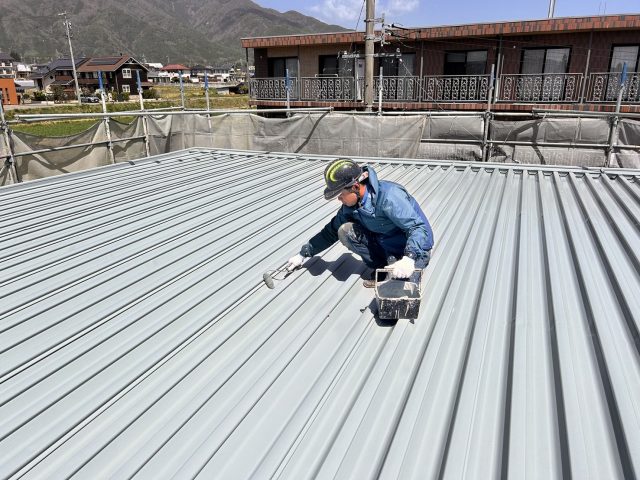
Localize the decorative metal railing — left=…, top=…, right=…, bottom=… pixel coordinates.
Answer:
left=301, top=77, right=355, bottom=101
left=586, top=72, right=640, bottom=103
left=498, top=73, right=583, bottom=103
left=249, top=77, right=298, bottom=100
left=423, top=75, right=490, bottom=102
left=250, top=72, right=640, bottom=104
left=373, top=76, right=421, bottom=102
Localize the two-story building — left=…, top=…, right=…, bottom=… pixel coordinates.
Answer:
left=30, top=58, right=88, bottom=93
left=242, top=13, right=640, bottom=112
left=0, top=53, right=16, bottom=78
left=160, top=64, right=190, bottom=83
left=76, top=56, right=151, bottom=95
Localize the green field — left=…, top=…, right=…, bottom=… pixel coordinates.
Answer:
left=9, top=87, right=249, bottom=137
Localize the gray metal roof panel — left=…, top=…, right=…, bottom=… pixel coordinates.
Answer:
left=0, top=148, right=639, bottom=479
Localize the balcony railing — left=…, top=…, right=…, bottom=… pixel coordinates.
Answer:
left=586, top=72, right=640, bottom=103
left=423, top=75, right=490, bottom=102
left=301, top=76, right=355, bottom=101
left=373, top=76, right=422, bottom=102
left=498, top=73, right=583, bottom=103
left=250, top=72, right=640, bottom=105
left=249, top=77, right=298, bottom=100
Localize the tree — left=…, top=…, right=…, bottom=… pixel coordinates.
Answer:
left=9, top=51, right=21, bottom=62
left=51, top=85, right=66, bottom=103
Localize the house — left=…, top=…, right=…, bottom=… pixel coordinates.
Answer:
left=14, top=63, right=32, bottom=80
left=30, top=58, right=87, bottom=93
left=189, top=64, right=210, bottom=83
left=147, top=69, right=171, bottom=84
left=76, top=55, right=151, bottom=95
left=0, top=53, right=15, bottom=78
left=160, top=64, right=189, bottom=82
left=0, top=78, right=18, bottom=105
left=242, top=13, right=640, bottom=112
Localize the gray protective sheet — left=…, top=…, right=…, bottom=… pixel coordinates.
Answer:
left=206, top=113, right=425, bottom=158
left=615, top=119, right=640, bottom=168
left=0, top=133, right=12, bottom=187
left=110, top=118, right=147, bottom=163
left=417, top=115, right=484, bottom=161
left=4, top=113, right=640, bottom=185
left=12, top=122, right=111, bottom=182
left=488, top=117, right=610, bottom=166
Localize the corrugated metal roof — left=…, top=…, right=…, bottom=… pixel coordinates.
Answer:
left=0, top=148, right=639, bottom=479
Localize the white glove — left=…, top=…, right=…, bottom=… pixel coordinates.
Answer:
left=390, top=256, right=415, bottom=279
left=286, top=253, right=306, bottom=271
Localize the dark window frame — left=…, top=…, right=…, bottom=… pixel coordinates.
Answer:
left=443, top=50, right=488, bottom=75
left=608, top=44, right=640, bottom=73
left=379, top=52, right=416, bottom=77
left=267, top=57, right=298, bottom=78
left=318, top=55, right=340, bottom=76
left=519, top=46, right=572, bottom=74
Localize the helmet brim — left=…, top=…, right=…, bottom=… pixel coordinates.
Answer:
left=324, top=178, right=357, bottom=200
left=324, top=187, right=342, bottom=200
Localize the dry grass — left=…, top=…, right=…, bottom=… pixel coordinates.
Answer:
left=8, top=88, right=249, bottom=137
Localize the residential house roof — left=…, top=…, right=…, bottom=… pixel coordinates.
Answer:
left=76, top=55, right=148, bottom=73
left=30, top=58, right=87, bottom=79
left=161, top=63, right=189, bottom=71
left=0, top=52, right=15, bottom=62
left=241, top=13, right=640, bottom=48
left=0, top=148, right=639, bottom=478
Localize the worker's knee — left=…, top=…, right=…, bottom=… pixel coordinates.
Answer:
left=337, top=222, right=357, bottom=247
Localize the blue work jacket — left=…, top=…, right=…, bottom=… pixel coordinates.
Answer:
left=303, top=166, right=434, bottom=259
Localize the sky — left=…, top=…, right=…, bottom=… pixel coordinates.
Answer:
left=253, top=0, right=640, bottom=29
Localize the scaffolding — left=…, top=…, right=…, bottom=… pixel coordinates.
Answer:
left=1, top=106, right=639, bottom=186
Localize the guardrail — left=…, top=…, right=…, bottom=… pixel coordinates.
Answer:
left=250, top=73, right=640, bottom=105
left=423, top=75, right=490, bottom=102
left=249, top=77, right=298, bottom=101
left=498, top=73, right=583, bottom=103
left=586, top=72, right=640, bottom=103
left=301, top=77, right=355, bottom=101
left=373, top=76, right=422, bottom=102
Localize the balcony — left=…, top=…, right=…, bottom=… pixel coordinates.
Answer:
left=249, top=77, right=298, bottom=100
left=249, top=72, right=640, bottom=107
left=497, top=73, right=583, bottom=103
left=423, top=75, right=490, bottom=102
left=586, top=72, right=640, bottom=103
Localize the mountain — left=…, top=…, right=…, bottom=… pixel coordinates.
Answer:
left=0, top=0, right=346, bottom=66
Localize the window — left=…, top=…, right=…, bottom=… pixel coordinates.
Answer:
left=267, top=57, right=298, bottom=78
left=610, top=45, right=639, bottom=72
left=381, top=53, right=415, bottom=77
left=319, top=55, right=338, bottom=76
left=521, top=48, right=570, bottom=74
left=122, top=84, right=130, bottom=93
left=318, top=55, right=356, bottom=77
left=122, top=68, right=132, bottom=79
left=444, top=51, right=487, bottom=75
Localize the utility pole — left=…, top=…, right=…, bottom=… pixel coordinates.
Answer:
left=364, top=0, right=375, bottom=111
left=547, top=0, right=556, bottom=18
left=58, top=12, right=82, bottom=104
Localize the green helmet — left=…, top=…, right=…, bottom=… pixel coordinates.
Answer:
left=323, top=158, right=363, bottom=200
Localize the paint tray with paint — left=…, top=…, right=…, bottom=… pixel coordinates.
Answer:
left=374, top=269, right=423, bottom=320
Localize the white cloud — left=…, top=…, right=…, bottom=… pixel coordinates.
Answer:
left=310, top=0, right=367, bottom=26
left=309, top=0, right=421, bottom=28
left=385, top=0, right=419, bottom=13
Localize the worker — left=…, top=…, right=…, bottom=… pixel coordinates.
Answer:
left=286, top=158, right=434, bottom=287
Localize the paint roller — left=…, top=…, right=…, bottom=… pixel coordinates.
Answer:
left=262, top=263, right=300, bottom=289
